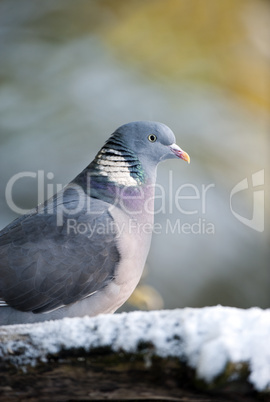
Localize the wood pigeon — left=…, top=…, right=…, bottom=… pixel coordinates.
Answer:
left=0, top=121, right=190, bottom=325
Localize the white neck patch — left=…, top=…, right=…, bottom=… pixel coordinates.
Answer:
left=93, top=148, right=141, bottom=186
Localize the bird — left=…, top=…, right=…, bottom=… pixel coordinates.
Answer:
left=0, top=121, right=190, bottom=325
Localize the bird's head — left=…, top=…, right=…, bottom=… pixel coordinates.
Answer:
left=113, top=121, right=190, bottom=167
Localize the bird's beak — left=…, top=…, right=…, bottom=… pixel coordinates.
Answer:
left=170, top=143, right=190, bottom=164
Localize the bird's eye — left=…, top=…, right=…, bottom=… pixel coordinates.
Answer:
left=148, top=134, right=157, bottom=142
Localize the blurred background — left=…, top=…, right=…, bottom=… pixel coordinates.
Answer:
left=0, top=0, right=269, bottom=310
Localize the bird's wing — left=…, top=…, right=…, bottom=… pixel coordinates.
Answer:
left=0, top=193, right=120, bottom=314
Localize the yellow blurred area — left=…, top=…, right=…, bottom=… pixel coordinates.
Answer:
left=101, top=0, right=270, bottom=110
left=127, top=284, right=164, bottom=311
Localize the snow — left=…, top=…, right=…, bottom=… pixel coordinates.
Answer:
left=0, top=306, right=270, bottom=392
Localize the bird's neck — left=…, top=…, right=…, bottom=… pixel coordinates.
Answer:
left=74, top=141, right=157, bottom=218
left=88, top=136, right=147, bottom=187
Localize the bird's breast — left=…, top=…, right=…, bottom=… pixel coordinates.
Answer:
left=108, top=200, right=154, bottom=309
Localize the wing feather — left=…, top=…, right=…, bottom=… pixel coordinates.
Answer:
left=0, top=193, right=120, bottom=314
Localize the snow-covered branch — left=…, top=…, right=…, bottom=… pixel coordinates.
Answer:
left=0, top=306, right=269, bottom=400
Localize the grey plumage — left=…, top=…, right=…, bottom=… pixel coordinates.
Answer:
left=0, top=121, right=190, bottom=325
